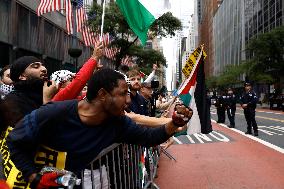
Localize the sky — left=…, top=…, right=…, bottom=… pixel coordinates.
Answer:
left=161, top=0, right=195, bottom=91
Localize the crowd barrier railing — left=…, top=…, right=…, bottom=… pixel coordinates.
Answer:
left=80, top=143, right=161, bottom=189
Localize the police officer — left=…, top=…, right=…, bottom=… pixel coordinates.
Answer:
left=224, top=88, right=237, bottom=128
left=215, top=92, right=226, bottom=123
left=240, top=82, right=259, bottom=136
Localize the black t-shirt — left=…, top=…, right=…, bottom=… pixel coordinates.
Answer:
left=129, top=92, right=149, bottom=116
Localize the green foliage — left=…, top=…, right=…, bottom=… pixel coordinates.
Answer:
left=216, top=64, right=243, bottom=87
left=150, top=12, right=182, bottom=38
left=135, top=48, right=166, bottom=67
left=89, top=2, right=181, bottom=69
left=205, top=76, right=218, bottom=89
left=211, top=26, right=284, bottom=90
left=244, top=26, right=284, bottom=83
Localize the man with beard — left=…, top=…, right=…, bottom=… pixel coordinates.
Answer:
left=127, top=69, right=149, bottom=115
left=0, top=43, right=103, bottom=130
left=0, top=56, right=56, bottom=130
left=7, top=69, right=192, bottom=188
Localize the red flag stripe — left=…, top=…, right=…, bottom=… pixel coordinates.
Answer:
left=37, top=0, right=63, bottom=16
left=65, top=0, right=73, bottom=34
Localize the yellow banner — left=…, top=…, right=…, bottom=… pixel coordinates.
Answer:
left=182, top=46, right=207, bottom=78
left=0, top=127, right=66, bottom=189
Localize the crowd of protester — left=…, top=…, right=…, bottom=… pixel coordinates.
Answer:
left=0, top=43, right=193, bottom=188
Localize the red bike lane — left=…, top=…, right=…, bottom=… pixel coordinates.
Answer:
left=155, top=122, right=284, bottom=189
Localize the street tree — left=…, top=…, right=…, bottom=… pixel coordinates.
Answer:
left=216, top=64, right=244, bottom=87
left=244, top=26, right=284, bottom=83
left=88, top=2, right=182, bottom=71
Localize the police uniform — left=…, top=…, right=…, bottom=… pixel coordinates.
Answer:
left=224, top=93, right=237, bottom=128
left=215, top=94, right=226, bottom=123
left=240, top=84, right=258, bottom=136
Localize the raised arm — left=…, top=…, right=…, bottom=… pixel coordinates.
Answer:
left=52, top=44, right=103, bottom=101
left=144, top=64, right=157, bottom=83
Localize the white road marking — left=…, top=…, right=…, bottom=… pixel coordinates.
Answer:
left=234, top=107, right=284, bottom=115
left=258, top=129, right=282, bottom=136
left=212, top=119, right=284, bottom=154
left=258, top=126, right=284, bottom=134
left=186, top=135, right=196, bottom=143
left=209, top=131, right=230, bottom=142
left=193, top=133, right=212, bottom=143
left=173, top=136, right=182, bottom=144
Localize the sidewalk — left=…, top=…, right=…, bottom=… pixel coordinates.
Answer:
left=155, top=123, right=284, bottom=189
left=236, top=103, right=284, bottom=114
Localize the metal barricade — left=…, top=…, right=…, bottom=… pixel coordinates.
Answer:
left=80, top=143, right=161, bottom=189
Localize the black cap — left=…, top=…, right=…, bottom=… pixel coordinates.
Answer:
left=244, top=82, right=252, bottom=86
left=141, top=82, right=152, bottom=88
left=10, top=56, right=41, bottom=82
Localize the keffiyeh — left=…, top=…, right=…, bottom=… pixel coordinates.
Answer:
left=50, top=70, right=75, bottom=85
left=0, top=83, right=14, bottom=99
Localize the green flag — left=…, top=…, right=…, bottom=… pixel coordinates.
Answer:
left=116, top=0, right=167, bottom=45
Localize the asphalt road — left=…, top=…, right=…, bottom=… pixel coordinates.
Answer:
left=210, top=107, right=284, bottom=149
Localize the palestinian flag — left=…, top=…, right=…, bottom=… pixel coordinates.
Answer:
left=116, top=0, right=168, bottom=45
left=177, top=51, right=212, bottom=135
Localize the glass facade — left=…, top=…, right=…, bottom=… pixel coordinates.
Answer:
left=244, top=0, right=283, bottom=44
left=213, top=0, right=242, bottom=75
left=213, top=0, right=284, bottom=75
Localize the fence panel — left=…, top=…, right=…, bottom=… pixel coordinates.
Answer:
left=80, top=143, right=161, bottom=189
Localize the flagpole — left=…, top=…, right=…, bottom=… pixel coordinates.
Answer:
left=100, top=0, right=106, bottom=42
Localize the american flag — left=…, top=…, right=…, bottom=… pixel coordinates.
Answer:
left=37, top=0, right=64, bottom=16
left=104, top=47, right=120, bottom=60
left=121, top=55, right=134, bottom=67
left=75, top=0, right=85, bottom=33
left=75, top=0, right=110, bottom=46
left=37, top=0, right=109, bottom=47
left=65, top=0, right=73, bottom=34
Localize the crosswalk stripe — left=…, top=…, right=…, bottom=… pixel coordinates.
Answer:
left=212, top=119, right=284, bottom=154
left=234, top=112, right=284, bottom=123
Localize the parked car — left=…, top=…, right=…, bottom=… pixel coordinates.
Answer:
left=269, top=94, right=284, bottom=111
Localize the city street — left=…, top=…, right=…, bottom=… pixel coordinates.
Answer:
left=210, top=106, right=284, bottom=150
left=171, top=106, right=284, bottom=153
left=156, top=107, right=284, bottom=188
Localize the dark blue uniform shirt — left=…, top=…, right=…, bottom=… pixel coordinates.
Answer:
left=240, top=91, right=258, bottom=109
